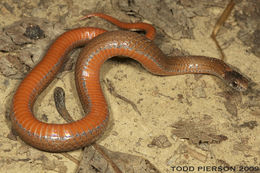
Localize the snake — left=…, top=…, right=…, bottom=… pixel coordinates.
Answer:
left=10, top=13, right=249, bottom=152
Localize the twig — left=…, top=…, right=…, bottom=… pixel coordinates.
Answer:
left=211, top=0, right=235, bottom=61
left=93, top=144, right=122, bottom=173
left=61, top=153, right=80, bottom=165
left=103, top=78, right=141, bottom=115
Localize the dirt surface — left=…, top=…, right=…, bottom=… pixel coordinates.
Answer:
left=0, top=0, right=259, bottom=173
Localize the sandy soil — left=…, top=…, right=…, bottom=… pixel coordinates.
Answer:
left=0, top=0, right=259, bottom=172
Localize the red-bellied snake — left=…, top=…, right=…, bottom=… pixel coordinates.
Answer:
left=11, top=13, right=249, bottom=152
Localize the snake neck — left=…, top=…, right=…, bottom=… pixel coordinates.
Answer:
left=162, top=56, right=232, bottom=79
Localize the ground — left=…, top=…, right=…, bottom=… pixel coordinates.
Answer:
left=0, top=0, right=259, bottom=173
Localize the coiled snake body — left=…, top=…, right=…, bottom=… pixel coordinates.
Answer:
left=11, top=14, right=248, bottom=152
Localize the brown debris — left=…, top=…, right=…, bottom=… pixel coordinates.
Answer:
left=0, top=17, right=67, bottom=79
left=114, top=0, right=195, bottom=40
left=217, top=90, right=242, bottom=116
left=148, top=135, right=172, bottom=148
left=171, top=116, right=228, bottom=147
left=234, top=0, right=260, bottom=57
left=184, top=145, right=207, bottom=163
left=77, top=145, right=160, bottom=173
left=239, top=121, right=258, bottom=130
left=23, top=24, right=45, bottom=40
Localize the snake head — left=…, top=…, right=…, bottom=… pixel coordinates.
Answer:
left=224, top=71, right=249, bottom=91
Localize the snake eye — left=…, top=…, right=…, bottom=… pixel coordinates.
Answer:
left=231, top=81, right=238, bottom=88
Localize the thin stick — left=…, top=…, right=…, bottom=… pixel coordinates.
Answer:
left=211, top=0, right=235, bottom=61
